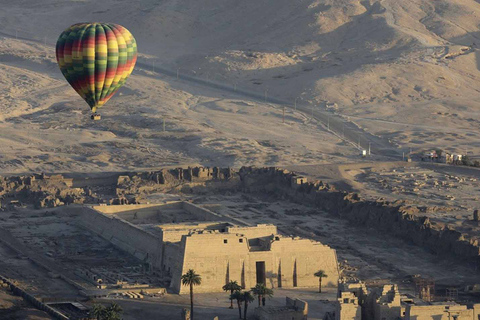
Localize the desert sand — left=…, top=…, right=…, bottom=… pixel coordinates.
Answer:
left=0, top=0, right=479, bottom=173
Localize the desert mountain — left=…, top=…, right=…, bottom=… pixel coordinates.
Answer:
left=0, top=0, right=479, bottom=172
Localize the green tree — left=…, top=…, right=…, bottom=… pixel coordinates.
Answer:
left=230, top=290, right=245, bottom=319
left=104, top=303, right=123, bottom=320
left=242, top=291, right=255, bottom=320
left=251, top=283, right=273, bottom=306
left=314, top=270, right=328, bottom=293
left=90, top=303, right=122, bottom=320
left=223, top=280, right=242, bottom=309
left=90, top=304, right=105, bottom=320
left=182, top=269, right=202, bottom=320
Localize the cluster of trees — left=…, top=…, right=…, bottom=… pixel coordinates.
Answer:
left=223, top=281, right=273, bottom=319
left=90, top=302, right=123, bottom=320
left=181, top=268, right=328, bottom=320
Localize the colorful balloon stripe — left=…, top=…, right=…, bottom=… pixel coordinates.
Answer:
left=56, top=23, right=137, bottom=112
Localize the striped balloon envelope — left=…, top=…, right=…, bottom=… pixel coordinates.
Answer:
left=56, top=23, right=137, bottom=114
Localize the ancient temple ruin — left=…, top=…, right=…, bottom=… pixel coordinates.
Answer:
left=78, top=201, right=339, bottom=294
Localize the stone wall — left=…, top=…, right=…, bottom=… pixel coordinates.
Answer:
left=0, top=275, right=69, bottom=320
left=227, top=225, right=278, bottom=239
left=77, top=207, right=162, bottom=268
left=253, top=297, right=308, bottom=320
left=336, top=292, right=361, bottom=320
left=371, top=285, right=402, bottom=320
left=405, top=304, right=480, bottom=320
left=173, top=231, right=339, bottom=294
left=92, top=203, right=170, bottom=215
left=94, top=201, right=232, bottom=223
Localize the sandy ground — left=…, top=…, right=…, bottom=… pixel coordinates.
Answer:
left=94, top=287, right=336, bottom=320
left=0, top=35, right=355, bottom=173
left=0, top=0, right=479, bottom=172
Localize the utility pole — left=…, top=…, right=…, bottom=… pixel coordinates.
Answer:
left=283, top=107, right=285, bottom=124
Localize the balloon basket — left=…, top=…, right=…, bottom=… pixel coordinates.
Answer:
left=91, top=113, right=101, bottom=121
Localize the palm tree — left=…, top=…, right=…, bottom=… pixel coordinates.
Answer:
left=91, top=304, right=105, bottom=320
left=314, top=270, right=328, bottom=293
left=104, top=303, right=123, bottom=320
left=230, top=290, right=245, bottom=319
left=223, top=280, right=242, bottom=309
left=261, top=287, right=273, bottom=306
left=251, top=283, right=274, bottom=306
left=242, top=291, right=255, bottom=320
left=181, top=269, right=202, bottom=320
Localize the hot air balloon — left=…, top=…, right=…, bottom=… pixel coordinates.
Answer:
left=56, top=23, right=137, bottom=120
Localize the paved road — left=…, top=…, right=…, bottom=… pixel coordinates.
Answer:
left=136, top=60, right=401, bottom=159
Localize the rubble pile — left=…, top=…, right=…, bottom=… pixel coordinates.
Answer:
left=0, top=174, right=93, bottom=208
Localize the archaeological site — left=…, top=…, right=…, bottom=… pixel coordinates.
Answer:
left=0, top=163, right=480, bottom=319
